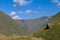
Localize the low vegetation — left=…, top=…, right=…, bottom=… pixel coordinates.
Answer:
left=0, top=34, right=44, bottom=40
left=33, top=12, right=60, bottom=40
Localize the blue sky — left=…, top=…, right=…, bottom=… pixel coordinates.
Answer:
left=0, top=0, right=60, bottom=19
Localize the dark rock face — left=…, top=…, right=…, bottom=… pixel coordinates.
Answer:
left=44, top=24, right=50, bottom=30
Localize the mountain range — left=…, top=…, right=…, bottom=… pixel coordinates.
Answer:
left=0, top=11, right=50, bottom=35
left=16, top=16, right=50, bottom=34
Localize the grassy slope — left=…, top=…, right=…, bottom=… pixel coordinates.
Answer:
left=33, top=12, right=60, bottom=40
left=0, top=34, right=45, bottom=40
left=0, top=11, right=27, bottom=35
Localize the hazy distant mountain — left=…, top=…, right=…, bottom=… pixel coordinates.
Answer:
left=33, top=12, right=60, bottom=40
left=0, top=11, right=28, bottom=35
left=16, top=16, right=50, bottom=34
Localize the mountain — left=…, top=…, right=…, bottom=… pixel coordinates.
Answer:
left=33, top=12, right=60, bottom=40
left=0, top=11, right=28, bottom=35
left=0, top=11, right=50, bottom=35
left=16, top=16, right=50, bottom=34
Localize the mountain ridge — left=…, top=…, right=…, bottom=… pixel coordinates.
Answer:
left=0, top=11, right=28, bottom=35
left=16, top=16, right=50, bottom=34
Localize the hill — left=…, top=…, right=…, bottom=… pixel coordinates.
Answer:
left=0, top=11, right=28, bottom=35
left=33, top=12, right=60, bottom=40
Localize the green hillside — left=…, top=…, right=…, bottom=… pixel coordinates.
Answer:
left=0, top=11, right=27, bottom=35
left=33, top=12, right=60, bottom=40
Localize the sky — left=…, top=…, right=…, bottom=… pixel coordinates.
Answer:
left=0, top=0, right=60, bottom=20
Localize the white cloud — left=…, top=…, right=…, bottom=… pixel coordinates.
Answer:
left=24, top=1, right=29, bottom=5
left=25, top=10, right=39, bottom=14
left=12, top=15, right=21, bottom=20
left=13, top=0, right=17, bottom=3
left=57, top=2, right=60, bottom=6
left=13, top=0, right=33, bottom=6
left=13, top=0, right=25, bottom=6
left=18, top=0, right=25, bottom=6
left=10, top=12, right=16, bottom=16
left=52, top=0, right=60, bottom=6
left=52, top=0, right=59, bottom=3
left=24, top=1, right=31, bottom=5
left=9, top=11, right=22, bottom=20
left=25, top=10, right=32, bottom=13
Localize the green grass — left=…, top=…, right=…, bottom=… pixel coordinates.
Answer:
left=33, top=24, right=60, bottom=40
left=33, top=12, right=60, bottom=40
